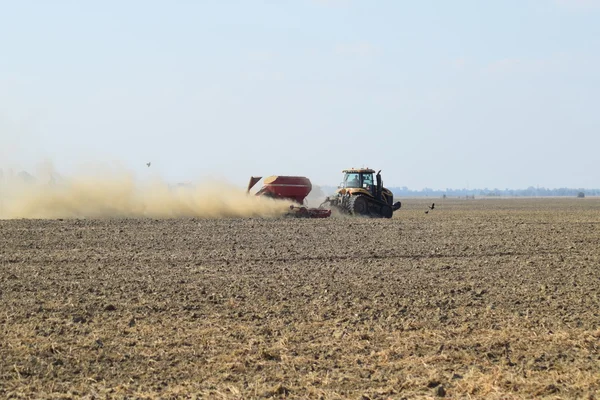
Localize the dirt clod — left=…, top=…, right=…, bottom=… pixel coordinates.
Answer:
left=436, top=385, right=446, bottom=397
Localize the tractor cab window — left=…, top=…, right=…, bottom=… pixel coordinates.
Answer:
left=362, top=174, right=374, bottom=188
left=344, top=173, right=361, bottom=188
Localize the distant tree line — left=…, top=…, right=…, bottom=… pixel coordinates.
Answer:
left=389, top=186, right=599, bottom=198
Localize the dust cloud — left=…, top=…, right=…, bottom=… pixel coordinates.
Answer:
left=0, top=168, right=292, bottom=219
left=305, top=184, right=327, bottom=208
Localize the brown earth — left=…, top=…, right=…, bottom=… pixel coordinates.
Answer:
left=1, top=198, right=599, bottom=399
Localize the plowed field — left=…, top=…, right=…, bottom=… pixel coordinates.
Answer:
left=1, top=198, right=599, bottom=399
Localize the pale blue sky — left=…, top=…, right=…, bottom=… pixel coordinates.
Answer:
left=1, top=0, right=599, bottom=189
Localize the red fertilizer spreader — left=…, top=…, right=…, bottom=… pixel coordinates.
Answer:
left=247, top=176, right=331, bottom=218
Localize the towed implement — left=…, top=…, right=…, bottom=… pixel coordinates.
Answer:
left=319, top=168, right=401, bottom=218
left=247, top=176, right=331, bottom=218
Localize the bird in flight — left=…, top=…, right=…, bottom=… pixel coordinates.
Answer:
left=146, top=162, right=151, bottom=168
left=425, top=203, right=435, bottom=214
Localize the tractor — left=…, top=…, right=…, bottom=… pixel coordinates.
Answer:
left=320, top=168, right=401, bottom=218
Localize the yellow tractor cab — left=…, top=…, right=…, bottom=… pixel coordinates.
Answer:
left=340, top=168, right=377, bottom=193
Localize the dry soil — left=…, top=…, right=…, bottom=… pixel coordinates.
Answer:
left=1, top=198, right=599, bottom=399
